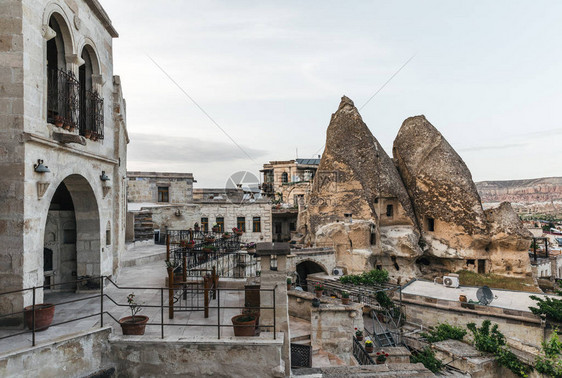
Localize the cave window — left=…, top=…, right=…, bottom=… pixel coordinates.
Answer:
left=391, top=256, right=400, bottom=271
left=427, top=217, right=435, bottom=232
left=370, top=232, right=376, bottom=245
left=386, top=204, right=394, bottom=217
left=376, top=265, right=382, bottom=271
left=466, top=259, right=475, bottom=266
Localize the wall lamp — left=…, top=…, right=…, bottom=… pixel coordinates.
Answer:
left=100, top=171, right=110, bottom=181
left=34, top=159, right=50, bottom=173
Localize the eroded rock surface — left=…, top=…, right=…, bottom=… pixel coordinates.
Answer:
left=393, top=115, right=490, bottom=256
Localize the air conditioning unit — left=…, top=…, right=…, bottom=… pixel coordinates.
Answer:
left=443, top=275, right=460, bottom=288
left=332, top=268, right=345, bottom=276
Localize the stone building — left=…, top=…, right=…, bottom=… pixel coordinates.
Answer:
left=193, top=188, right=272, bottom=244
left=299, top=96, right=532, bottom=282
left=261, top=159, right=319, bottom=242
left=0, top=0, right=128, bottom=317
left=126, top=171, right=199, bottom=242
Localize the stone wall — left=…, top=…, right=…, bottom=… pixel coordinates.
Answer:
left=127, top=172, right=194, bottom=204
left=402, top=292, right=545, bottom=355
left=0, top=327, right=112, bottom=378
left=199, top=202, right=272, bottom=244
left=108, top=336, right=284, bottom=378
left=287, top=248, right=336, bottom=277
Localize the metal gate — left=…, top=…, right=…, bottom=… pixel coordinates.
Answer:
left=291, top=343, right=312, bottom=368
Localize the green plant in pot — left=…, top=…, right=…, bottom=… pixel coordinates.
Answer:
left=341, top=291, right=350, bottom=305
left=119, top=293, right=149, bottom=335
left=355, top=327, right=363, bottom=341
left=314, top=282, right=324, bottom=298
left=287, top=277, right=292, bottom=291
left=365, top=339, right=374, bottom=353
left=231, top=314, right=257, bottom=336
left=376, top=350, right=389, bottom=364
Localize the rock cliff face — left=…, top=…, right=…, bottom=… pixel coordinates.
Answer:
left=476, top=177, right=562, bottom=203
left=300, top=97, right=533, bottom=282
left=303, top=97, right=423, bottom=281
left=393, top=115, right=490, bottom=257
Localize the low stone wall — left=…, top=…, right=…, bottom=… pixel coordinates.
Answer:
left=107, top=334, right=284, bottom=378
left=288, top=289, right=344, bottom=320
left=0, top=327, right=112, bottom=378
left=402, top=292, right=545, bottom=356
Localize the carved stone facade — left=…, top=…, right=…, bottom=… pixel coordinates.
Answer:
left=0, top=0, right=128, bottom=317
left=299, top=97, right=532, bottom=282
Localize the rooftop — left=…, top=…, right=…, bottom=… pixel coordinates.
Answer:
left=402, top=279, right=553, bottom=313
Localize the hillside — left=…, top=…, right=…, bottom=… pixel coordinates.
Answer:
left=476, top=177, right=562, bottom=204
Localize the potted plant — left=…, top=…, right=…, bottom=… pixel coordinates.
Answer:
left=231, top=314, right=257, bottom=336
left=232, top=227, right=244, bottom=236
left=119, top=293, right=149, bottom=335
left=376, top=351, right=389, bottom=364
left=24, top=303, right=56, bottom=331
left=204, top=236, right=215, bottom=243
left=355, top=328, right=363, bottom=341
left=365, top=339, right=374, bottom=353
left=202, top=245, right=216, bottom=253
left=194, top=222, right=200, bottom=232
left=341, top=291, right=350, bottom=305
left=287, top=277, right=292, bottom=291
left=212, top=224, right=220, bottom=233
left=84, top=130, right=92, bottom=139
left=54, top=115, right=64, bottom=127
left=181, top=240, right=195, bottom=249
left=246, top=242, right=256, bottom=254
left=314, top=282, right=324, bottom=298
left=223, top=232, right=231, bottom=239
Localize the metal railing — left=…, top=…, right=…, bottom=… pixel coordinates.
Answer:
left=79, top=89, right=104, bottom=140
left=47, top=68, right=79, bottom=130
left=352, top=336, right=376, bottom=365
left=0, top=276, right=277, bottom=348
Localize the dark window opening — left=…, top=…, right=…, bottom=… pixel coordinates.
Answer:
left=275, top=222, right=282, bottom=234
left=370, top=232, right=376, bottom=245
left=427, top=217, right=435, bottom=232
left=44, top=248, right=53, bottom=272
left=289, top=222, right=296, bottom=232
left=106, top=229, right=111, bottom=245
left=253, top=217, right=261, bottom=233
left=237, top=217, right=246, bottom=232
left=281, top=172, right=288, bottom=183
left=416, top=257, right=431, bottom=266
left=216, top=217, right=224, bottom=233
left=466, top=259, right=475, bottom=266
left=391, top=256, right=400, bottom=271
left=376, top=265, right=382, bottom=271
left=386, top=204, right=394, bottom=217
left=201, top=217, right=209, bottom=232
left=478, top=259, right=486, bottom=274
left=374, top=198, right=379, bottom=204
left=158, top=187, right=169, bottom=202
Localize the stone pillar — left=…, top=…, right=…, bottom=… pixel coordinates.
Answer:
left=257, top=243, right=291, bottom=376
left=311, top=302, right=363, bottom=364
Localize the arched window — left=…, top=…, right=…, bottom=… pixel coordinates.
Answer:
left=281, top=172, right=288, bottom=183
left=46, top=14, right=78, bottom=129
left=79, top=46, right=104, bottom=140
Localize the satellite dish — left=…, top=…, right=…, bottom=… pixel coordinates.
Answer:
left=476, top=286, right=494, bottom=306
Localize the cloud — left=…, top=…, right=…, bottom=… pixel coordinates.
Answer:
left=127, top=133, right=266, bottom=165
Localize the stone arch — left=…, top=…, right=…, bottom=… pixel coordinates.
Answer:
left=296, top=259, right=328, bottom=290
left=42, top=174, right=101, bottom=291
left=79, top=41, right=101, bottom=77
left=43, top=4, right=75, bottom=56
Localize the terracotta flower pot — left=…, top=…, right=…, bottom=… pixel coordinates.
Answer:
left=356, top=335, right=363, bottom=341
left=365, top=345, right=374, bottom=353
left=231, top=314, right=257, bottom=336
left=287, top=284, right=292, bottom=291
left=24, top=303, right=55, bottom=331
left=119, top=315, right=149, bottom=335
left=315, top=290, right=323, bottom=298
left=459, top=295, right=467, bottom=303
left=342, top=297, right=350, bottom=305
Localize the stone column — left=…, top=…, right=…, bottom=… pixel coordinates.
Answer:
left=257, top=243, right=291, bottom=376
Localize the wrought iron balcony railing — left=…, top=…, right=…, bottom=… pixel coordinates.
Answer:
left=79, top=89, right=104, bottom=140
left=47, top=68, right=79, bottom=130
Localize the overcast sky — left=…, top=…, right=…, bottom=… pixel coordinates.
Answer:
left=99, top=0, right=562, bottom=187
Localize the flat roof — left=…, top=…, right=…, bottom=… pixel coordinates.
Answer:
left=402, top=279, right=551, bottom=313
left=128, top=171, right=195, bottom=180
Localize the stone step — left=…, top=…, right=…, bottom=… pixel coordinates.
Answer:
left=291, top=334, right=311, bottom=343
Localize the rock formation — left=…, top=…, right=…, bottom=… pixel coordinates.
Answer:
left=303, top=96, right=423, bottom=281
left=299, top=97, right=533, bottom=282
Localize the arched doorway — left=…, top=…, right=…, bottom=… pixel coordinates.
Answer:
left=43, top=175, right=100, bottom=291
left=296, top=260, right=326, bottom=291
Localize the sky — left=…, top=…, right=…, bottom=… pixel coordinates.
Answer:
left=99, top=0, right=562, bottom=188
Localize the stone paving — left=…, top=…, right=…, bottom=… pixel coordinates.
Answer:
left=0, top=246, right=270, bottom=356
